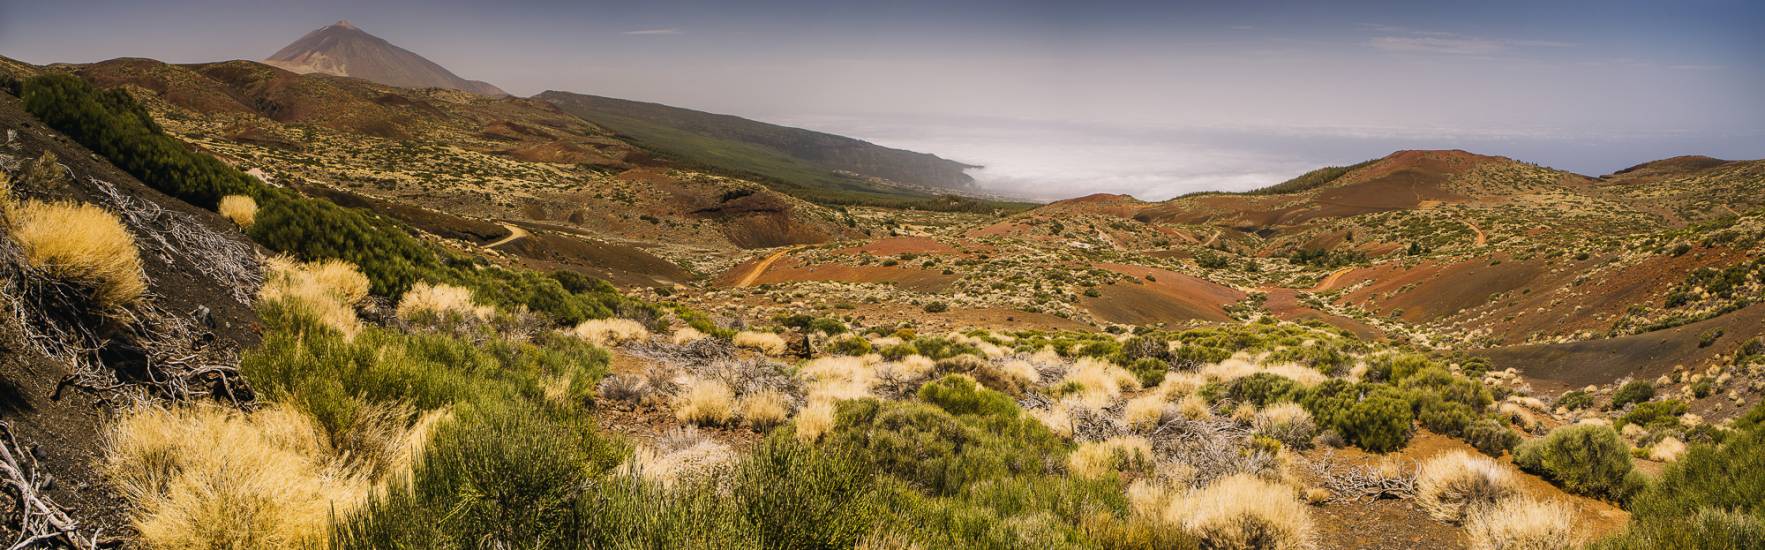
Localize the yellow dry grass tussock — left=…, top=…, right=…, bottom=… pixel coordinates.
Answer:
left=1415, top=450, right=1520, bottom=523
left=733, top=330, right=788, bottom=355
left=7, top=199, right=146, bottom=309
left=260, top=257, right=371, bottom=339
left=570, top=318, right=651, bottom=346
left=217, top=194, right=257, bottom=228
left=1062, top=357, right=1141, bottom=407
left=395, top=281, right=491, bottom=322
left=1464, top=497, right=1577, bottom=550
left=736, top=390, right=791, bottom=429
left=104, top=404, right=357, bottom=549
left=1069, top=436, right=1153, bottom=479
left=1164, top=473, right=1315, bottom=549
left=673, top=378, right=735, bottom=425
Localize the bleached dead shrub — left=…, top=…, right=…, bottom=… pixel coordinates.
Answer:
left=673, top=378, right=735, bottom=425
left=619, top=429, right=735, bottom=487
left=260, top=257, right=370, bottom=339
left=670, top=326, right=707, bottom=345
left=736, top=390, right=791, bottom=429
left=8, top=200, right=146, bottom=309
left=734, top=330, right=787, bottom=355
left=794, top=400, right=837, bottom=443
left=1416, top=451, right=1519, bottom=523
left=1464, top=497, right=1576, bottom=550
left=1063, top=357, right=1141, bottom=407
left=597, top=374, right=655, bottom=404
left=1165, top=473, right=1315, bottom=549
left=1648, top=436, right=1686, bottom=462
left=1497, top=402, right=1539, bottom=430
left=217, top=194, right=257, bottom=228
left=571, top=318, right=651, bottom=346
left=103, top=403, right=425, bottom=549
left=1124, top=393, right=1174, bottom=430
left=1253, top=403, right=1317, bottom=449
left=396, top=282, right=490, bottom=323
left=1069, top=436, right=1153, bottom=479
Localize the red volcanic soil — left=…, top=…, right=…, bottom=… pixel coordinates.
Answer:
left=1081, top=263, right=1245, bottom=325
left=1136, top=150, right=1502, bottom=228
left=718, top=257, right=957, bottom=293
left=1337, top=254, right=1543, bottom=324
left=499, top=229, right=691, bottom=288
left=1477, top=302, right=1765, bottom=394
left=842, top=236, right=960, bottom=256
left=1262, top=288, right=1383, bottom=340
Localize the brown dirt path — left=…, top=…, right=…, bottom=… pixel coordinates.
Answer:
left=483, top=222, right=530, bottom=248
left=735, top=248, right=791, bottom=288
left=1465, top=218, right=1487, bottom=247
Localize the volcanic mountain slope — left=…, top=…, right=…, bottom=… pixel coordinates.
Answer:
left=264, top=20, right=506, bottom=96
left=539, top=90, right=982, bottom=204
left=12, top=56, right=868, bottom=280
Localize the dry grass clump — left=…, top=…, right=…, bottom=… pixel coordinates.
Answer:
left=1416, top=451, right=1519, bottom=523
left=1253, top=403, right=1317, bottom=448
left=1155, top=372, right=1205, bottom=399
left=673, top=378, right=735, bottom=425
left=799, top=356, right=878, bottom=402
left=1164, top=474, right=1315, bottom=550
left=670, top=326, right=707, bottom=345
left=736, top=390, right=791, bottom=429
left=1464, top=497, right=1576, bottom=550
left=878, top=354, right=936, bottom=383
left=260, top=257, right=370, bottom=339
left=103, top=404, right=385, bottom=549
left=1124, top=393, right=1174, bottom=431
left=217, top=194, right=257, bottom=228
left=1176, top=393, right=1212, bottom=420
left=395, top=282, right=490, bottom=322
left=7, top=199, right=146, bottom=309
left=998, top=359, right=1041, bottom=384
left=1032, top=400, right=1077, bottom=439
left=1648, top=436, right=1686, bottom=462
left=1200, top=356, right=1261, bottom=383
left=1069, top=436, right=1153, bottom=479
left=571, top=318, right=651, bottom=346
left=1063, top=357, right=1141, bottom=407
left=733, top=330, right=787, bottom=355
left=794, top=400, right=837, bottom=443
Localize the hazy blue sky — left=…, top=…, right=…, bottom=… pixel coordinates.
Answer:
left=2, top=0, right=1761, bottom=199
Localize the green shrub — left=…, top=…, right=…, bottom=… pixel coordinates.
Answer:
left=923, top=301, right=949, bottom=313
left=826, top=336, right=874, bottom=356
left=1414, top=394, right=1476, bottom=437
left=1123, top=357, right=1168, bottom=388
left=1592, top=404, right=1765, bottom=549
left=912, top=337, right=980, bottom=361
left=1219, top=372, right=1304, bottom=408
left=1611, top=381, right=1656, bottom=409
left=1342, top=386, right=1415, bottom=453
left=1618, top=400, right=1687, bottom=429
left=825, top=398, right=1062, bottom=497
left=918, top=375, right=1017, bottom=419
left=1463, top=418, right=1521, bottom=457
left=1300, top=378, right=1361, bottom=431
left=1557, top=390, right=1595, bottom=411
left=1515, top=424, right=1642, bottom=502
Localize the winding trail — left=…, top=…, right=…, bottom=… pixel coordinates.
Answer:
left=735, top=248, right=792, bottom=288
left=483, top=223, right=530, bottom=248
left=1465, top=219, right=1487, bottom=247
left=1309, top=267, right=1356, bottom=292
left=1200, top=229, right=1223, bottom=247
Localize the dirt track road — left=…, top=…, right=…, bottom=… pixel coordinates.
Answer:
left=484, top=223, right=530, bottom=248
left=735, top=248, right=791, bottom=288
left=1309, top=267, right=1355, bottom=292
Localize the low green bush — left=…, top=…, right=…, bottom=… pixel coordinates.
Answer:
left=1463, top=418, right=1522, bottom=457
left=1592, top=404, right=1765, bottom=549
left=1557, top=390, right=1595, bottom=411
left=1515, top=424, right=1642, bottom=502
left=1611, top=380, right=1656, bottom=409
left=1341, top=386, right=1415, bottom=453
